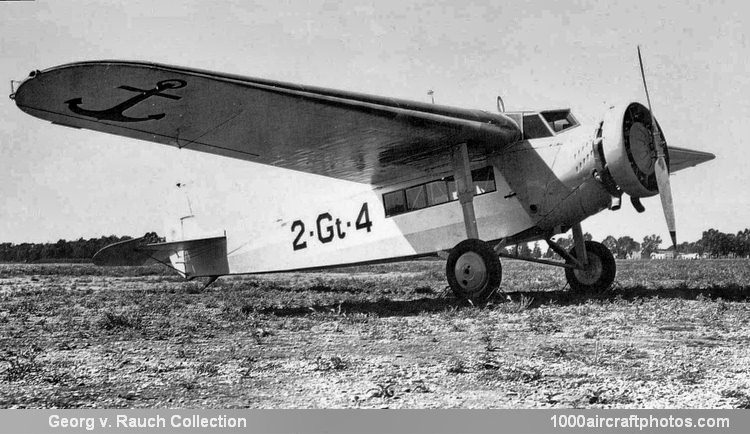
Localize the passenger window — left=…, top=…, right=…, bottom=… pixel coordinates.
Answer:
left=471, top=166, right=496, bottom=194
left=383, top=190, right=406, bottom=216
left=405, top=185, right=427, bottom=210
left=382, top=166, right=495, bottom=217
left=446, top=177, right=458, bottom=200
left=426, top=180, right=449, bottom=205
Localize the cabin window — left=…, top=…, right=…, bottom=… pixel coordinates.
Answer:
left=472, top=166, right=496, bottom=194
left=383, top=190, right=406, bottom=216
left=426, top=180, right=450, bottom=206
left=446, top=178, right=458, bottom=200
left=405, top=185, right=427, bottom=210
left=382, top=166, right=497, bottom=217
left=522, top=114, right=553, bottom=139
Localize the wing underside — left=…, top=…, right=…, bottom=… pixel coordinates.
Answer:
left=13, top=61, right=521, bottom=186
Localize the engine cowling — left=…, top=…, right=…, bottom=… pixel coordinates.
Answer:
left=599, top=102, right=669, bottom=198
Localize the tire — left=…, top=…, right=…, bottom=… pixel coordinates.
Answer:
left=564, top=241, right=616, bottom=291
left=446, top=239, right=502, bottom=303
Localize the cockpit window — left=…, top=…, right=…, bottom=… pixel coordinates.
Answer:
left=522, top=114, right=553, bottom=139
left=541, top=109, right=579, bottom=133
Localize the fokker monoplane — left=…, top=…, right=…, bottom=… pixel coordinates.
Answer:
left=11, top=50, right=715, bottom=302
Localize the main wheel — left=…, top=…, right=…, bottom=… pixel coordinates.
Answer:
left=564, top=241, right=616, bottom=291
left=446, top=239, right=502, bottom=303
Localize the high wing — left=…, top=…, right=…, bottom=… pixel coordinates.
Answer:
left=12, top=61, right=521, bottom=186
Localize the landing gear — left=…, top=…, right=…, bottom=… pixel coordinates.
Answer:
left=564, top=241, right=616, bottom=291
left=446, top=239, right=502, bottom=303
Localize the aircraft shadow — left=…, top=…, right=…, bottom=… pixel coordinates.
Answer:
left=258, top=283, right=750, bottom=318
left=504, top=283, right=750, bottom=309
left=258, top=293, right=460, bottom=318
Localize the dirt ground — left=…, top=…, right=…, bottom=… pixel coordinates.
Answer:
left=0, top=259, right=749, bottom=409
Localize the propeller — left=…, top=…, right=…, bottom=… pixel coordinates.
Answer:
left=637, top=46, right=677, bottom=250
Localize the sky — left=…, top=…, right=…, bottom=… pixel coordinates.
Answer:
left=0, top=0, right=747, bottom=246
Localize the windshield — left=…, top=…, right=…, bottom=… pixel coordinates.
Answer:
left=522, top=114, right=553, bottom=139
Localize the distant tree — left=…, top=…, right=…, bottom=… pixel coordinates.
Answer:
left=678, top=239, right=703, bottom=255
left=55, top=239, right=69, bottom=259
left=517, top=242, right=532, bottom=257
left=531, top=242, right=542, bottom=259
left=555, top=235, right=573, bottom=252
left=721, top=232, right=735, bottom=257
left=616, top=236, right=640, bottom=259
left=143, top=232, right=164, bottom=243
left=0, top=234, right=151, bottom=263
left=0, top=243, right=10, bottom=262
left=698, top=228, right=750, bottom=258
left=602, top=235, right=618, bottom=254
left=735, top=229, right=750, bottom=258
left=701, top=228, right=732, bottom=258
left=642, top=234, right=662, bottom=258
left=543, top=243, right=555, bottom=258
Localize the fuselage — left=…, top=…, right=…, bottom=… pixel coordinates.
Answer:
left=167, top=101, right=715, bottom=278
left=198, top=109, right=611, bottom=276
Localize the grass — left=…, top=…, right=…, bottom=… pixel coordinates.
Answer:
left=0, top=259, right=749, bottom=408
left=97, top=310, right=143, bottom=331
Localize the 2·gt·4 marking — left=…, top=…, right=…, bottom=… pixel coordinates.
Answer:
left=291, top=203, right=372, bottom=251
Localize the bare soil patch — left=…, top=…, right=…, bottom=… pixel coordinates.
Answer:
left=1, top=260, right=749, bottom=408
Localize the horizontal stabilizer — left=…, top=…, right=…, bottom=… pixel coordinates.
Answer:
left=93, top=235, right=230, bottom=278
left=92, top=236, right=158, bottom=266
left=669, top=146, right=715, bottom=173
left=156, top=236, right=230, bottom=278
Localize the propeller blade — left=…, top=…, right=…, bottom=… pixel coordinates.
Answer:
left=638, top=46, right=677, bottom=250
left=654, top=156, right=677, bottom=249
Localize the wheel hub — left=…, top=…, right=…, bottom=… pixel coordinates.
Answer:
left=573, top=254, right=603, bottom=285
left=454, top=252, right=488, bottom=294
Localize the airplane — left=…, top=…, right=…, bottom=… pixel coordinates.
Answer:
left=10, top=51, right=715, bottom=303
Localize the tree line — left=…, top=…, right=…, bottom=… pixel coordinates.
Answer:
left=694, top=228, right=750, bottom=258
left=0, top=233, right=162, bottom=263
left=1, top=228, right=747, bottom=263
left=506, top=228, right=750, bottom=260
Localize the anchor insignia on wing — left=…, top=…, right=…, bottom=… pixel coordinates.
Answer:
left=65, top=79, right=187, bottom=122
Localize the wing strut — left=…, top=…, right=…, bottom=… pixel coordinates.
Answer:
left=452, top=143, right=479, bottom=239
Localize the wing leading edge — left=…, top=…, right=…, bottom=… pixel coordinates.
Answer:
left=13, top=61, right=521, bottom=186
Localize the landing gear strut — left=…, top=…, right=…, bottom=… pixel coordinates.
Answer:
left=445, top=142, right=502, bottom=303
left=494, top=223, right=617, bottom=293
left=446, top=239, right=502, bottom=303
